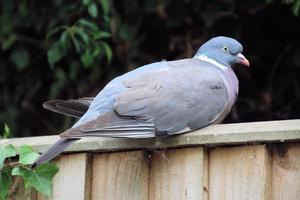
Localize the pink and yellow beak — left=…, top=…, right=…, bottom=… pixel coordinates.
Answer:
left=237, top=53, right=250, bottom=67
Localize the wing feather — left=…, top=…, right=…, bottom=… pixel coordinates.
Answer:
left=60, top=112, right=156, bottom=138
left=43, top=97, right=93, bottom=118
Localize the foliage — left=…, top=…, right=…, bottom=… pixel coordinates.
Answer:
left=0, top=144, right=58, bottom=199
left=1, top=124, right=10, bottom=139
left=0, top=0, right=112, bottom=137
left=0, top=0, right=300, bottom=138
left=283, top=0, right=300, bottom=15
left=46, top=19, right=112, bottom=68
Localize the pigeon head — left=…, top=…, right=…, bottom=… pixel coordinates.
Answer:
left=195, top=36, right=249, bottom=68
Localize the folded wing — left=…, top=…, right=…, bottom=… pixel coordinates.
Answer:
left=113, top=59, right=229, bottom=135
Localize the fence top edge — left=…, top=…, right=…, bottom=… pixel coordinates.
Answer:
left=2, top=119, right=300, bottom=153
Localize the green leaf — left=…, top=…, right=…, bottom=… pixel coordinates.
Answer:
left=88, top=3, right=98, bottom=18
left=2, top=34, right=16, bottom=50
left=81, top=48, right=93, bottom=67
left=93, top=31, right=111, bottom=39
left=82, top=0, right=91, bottom=6
left=92, top=45, right=101, bottom=57
left=10, top=48, right=30, bottom=71
left=71, top=36, right=82, bottom=53
left=77, top=19, right=99, bottom=31
left=11, top=166, right=25, bottom=176
left=24, top=163, right=59, bottom=196
left=3, top=145, right=16, bottom=158
left=2, top=123, right=10, bottom=139
left=18, top=145, right=39, bottom=165
left=47, top=41, right=65, bottom=66
left=11, top=163, right=59, bottom=197
left=0, top=145, right=17, bottom=168
left=75, top=28, right=90, bottom=46
left=46, top=26, right=64, bottom=41
left=100, top=0, right=110, bottom=15
left=292, top=0, right=300, bottom=16
left=99, top=41, right=112, bottom=61
left=0, top=168, right=12, bottom=200
left=103, top=15, right=110, bottom=23
left=59, top=31, right=71, bottom=48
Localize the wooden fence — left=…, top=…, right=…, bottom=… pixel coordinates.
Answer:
left=2, top=119, right=300, bottom=200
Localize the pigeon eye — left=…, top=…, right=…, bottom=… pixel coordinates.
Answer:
left=223, top=46, right=228, bottom=52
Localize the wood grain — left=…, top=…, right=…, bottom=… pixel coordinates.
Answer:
left=272, top=143, right=300, bottom=200
left=203, top=149, right=209, bottom=200
left=91, top=151, right=148, bottom=200
left=208, top=145, right=271, bottom=200
left=148, top=147, right=205, bottom=200
left=37, top=153, right=91, bottom=200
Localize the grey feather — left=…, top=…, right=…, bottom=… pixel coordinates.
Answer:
left=32, top=138, right=78, bottom=167
left=43, top=97, right=93, bottom=118
left=59, top=111, right=156, bottom=139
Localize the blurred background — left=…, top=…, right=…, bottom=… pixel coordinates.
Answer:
left=1, top=0, right=300, bottom=138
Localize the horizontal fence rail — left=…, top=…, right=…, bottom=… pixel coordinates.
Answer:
left=3, top=119, right=300, bottom=200
left=2, top=119, right=300, bottom=153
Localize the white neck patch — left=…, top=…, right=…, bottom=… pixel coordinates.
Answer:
left=194, top=54, right=227, bottom=71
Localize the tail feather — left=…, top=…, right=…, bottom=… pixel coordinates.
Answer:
left=32, top=138, right=78, bottom=168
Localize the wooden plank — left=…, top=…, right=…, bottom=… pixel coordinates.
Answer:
left=203, top=149, right=209, bottom=200
left=209, top=145, right=271, bottom=200
left=148, top=147, right=205, bottom=200
left=1, top=120, right=300, bottom=154
left=37, top=153, right=91, bottom=200
left=272, top=143, right=300, bottom=200
left=91, top=151, right=148, bottom=200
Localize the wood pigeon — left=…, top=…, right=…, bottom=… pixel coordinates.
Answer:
left=33, top=36, right=249, bottom=167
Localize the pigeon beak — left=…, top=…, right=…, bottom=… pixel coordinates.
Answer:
left=237, top=53, right=250, bottom=67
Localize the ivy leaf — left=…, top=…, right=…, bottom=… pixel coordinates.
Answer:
left=3, top=145, right=16, bottom=158
left=18, top=145, right=39, bottom=165
left=24, top=163, right=59, bottom=196
left=88, top=3, right=98, bottom=18
left=47, top=41, right=65, bottom=66
left=0, top=168, right=12, bottom=200
left=11, top=163, right=59, bottom=197
left=11, top=166, right=25, bottom=176
left=0, top=144, right=17, bottom=168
